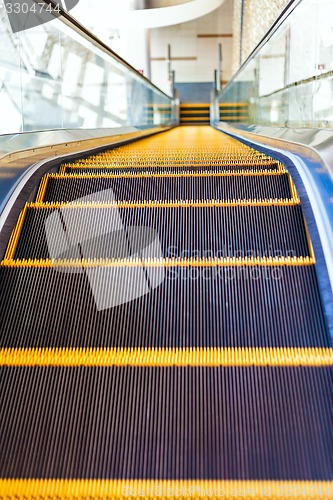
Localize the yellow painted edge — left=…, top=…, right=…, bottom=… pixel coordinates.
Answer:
left=3, top=205, right=27, bottom=261
left=180, top=118, right=211, bottom=121
left=63, top=162, right=283, bottom=168
left=180, top=110, right=211, bottom=115
left=304, top=216, right=316, bottom=260
left=0, top=479, right=332, bottom=499
left=278, top=162, right=286, bottom=173
left=57, top=165, right=286, bottom=179
left=180, top=103, right=210, bottom=107
left=59, top=163, right=67, bottom=174
left=62, top=165, right=283, bottom=171
left=1, top=256, right=316, bottom=268
left=35, top=175, right=49, bottom=203
left=0, top=347, right=332, bottom=367
left=56, top=169, right=287, bottom=177
left=26, top=198, right=300, bottom=209
left=288, top=175, right=315, bottom=260
left=289, top=176, right=299, bottom=199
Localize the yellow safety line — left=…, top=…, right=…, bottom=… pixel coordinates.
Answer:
left=59, top=164, right=280, bottom=170
left=0, top=479, right=332, bottom=499
left=3, top=205, right=27, bottom=261
left=289, top=176, right=300, bottom=200
left=26, top=198, right=300, bottom=209
left=62, top=156, right=283, bottom=162
left=305, top=219, right=316, bottom=260
left=63, top=156, right=282, bottom=160
left=49, top=171, right=287, bottom=179
left=1, top=256, right=316, bottom=268
left=287, top=176, right=315, bottom=260
left=180, top=110, right=210, bottom=115
left=180, top=103, right=210, bottom=107
left=180, top=117, right=210, bottom=121
left=60, top=167, right=286, bottom=174
left=35, top=175, right=49, bottom=203
left=1, top=347, right=332, bottom=367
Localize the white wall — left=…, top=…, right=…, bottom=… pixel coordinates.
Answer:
left=150, top=0, right=234, bottom=91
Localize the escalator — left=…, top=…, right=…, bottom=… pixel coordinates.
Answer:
left=0, top=126, right=332, bottom=499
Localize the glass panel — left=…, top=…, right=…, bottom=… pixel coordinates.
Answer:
left=0, top=2, right=175, bottom=135
left=215, top=0, right=333, bottom=129
left=0, top=7, right=23, bottom=133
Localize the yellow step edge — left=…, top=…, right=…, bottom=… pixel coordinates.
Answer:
left=180, top=110, right=211, bottom=115
left=0, top=347, right=332, bottom=367
left=180, top=116, right=210, bottom=120
left=61, top=166, right=285, bottom=173
left=62, top=159, right=283, bottom=164
left=3, top=205, right=28, bottom=261
left=63, top=161, right=282, bottom=165
left=1, top=256, right=316, bottom=268
left=289, top=176, right=300, bottom=200
left=180, top=103, right=210, bottom=107
left=69, top=163, right=283, bottom=168
left=0, top=479, right=332, bottom=499
left=28, top=199, right=300, bottom=209
left=73, top=149, right=276, bottom=154
left=84, top=156, right=270, bottom=159
left=87, top=154, right=277, bottom=158
left=50, top=170, right=287, bottom=179
left=35, top=174, right=49, bottom=203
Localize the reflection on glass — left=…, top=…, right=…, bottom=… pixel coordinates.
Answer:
left=216, top=0, right=333, bottom=129
left=0, top=3, right=175, bottom=135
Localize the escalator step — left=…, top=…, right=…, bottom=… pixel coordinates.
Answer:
left=12, top=205, right=310, bottom=260
left=0, top=265, right=329, bottom=348
left=38, top=173, right=293, bottom=203
left=0, top=365, right=332, bottom=480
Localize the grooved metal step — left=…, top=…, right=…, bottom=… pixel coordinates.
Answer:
left=0, top=365, right=332, bottom=480
left=11, top=205, right=310, bottom=260
left=0, top=265, right=328, bottom=349
left=37, top=173, right=293, bottom=203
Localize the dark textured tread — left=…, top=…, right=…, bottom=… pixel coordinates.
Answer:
left=0, top=265, right=329, bottom=348
left=0, top=366, right=332, bottom=480
left=14, top=205, right=310, bottom=260
left=41, top=174, right=292, bottom=203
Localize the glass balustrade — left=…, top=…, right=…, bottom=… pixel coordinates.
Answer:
left=212, top=0, right=333, bottom=129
